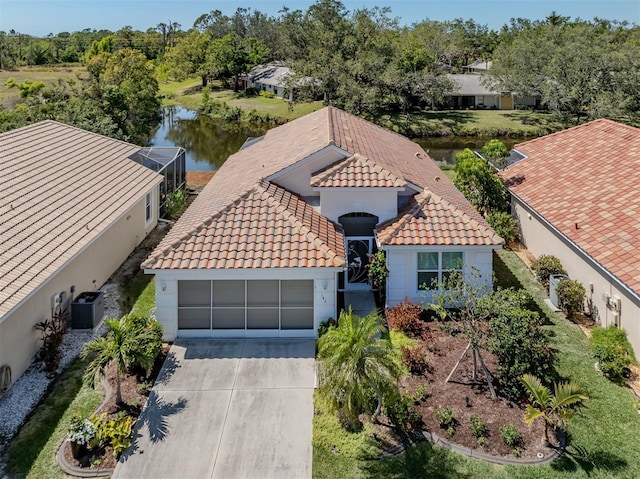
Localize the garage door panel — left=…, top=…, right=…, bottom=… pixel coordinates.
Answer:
left=213, top=308, right=245, bottom=329
left=178, top=279, right=316, bottom=334
left=247, top=280, right=279, bottom=307
left=247, top=309, right=279, bottom=329
left=213, top=281, right=245, bottom=307
left=178, top=281, right=211, bottom=307
left=281, top=280, right=313, bottom=308
left=281, top=309, right=313, bottom=330
left=178, top=308, right=211, bottom=329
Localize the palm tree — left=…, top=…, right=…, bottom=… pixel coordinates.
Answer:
left=520, top=374, right=589, bottom=446
left=82, top=317, right=157, bottom=405
left=318, top=308, right=402, bottom=429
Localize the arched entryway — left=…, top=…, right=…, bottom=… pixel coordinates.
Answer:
left=339, top=213, right=378, bottom=290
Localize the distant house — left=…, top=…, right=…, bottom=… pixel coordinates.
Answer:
left=499, top=119, right=640, bottom=356
left=244, top=61, right=293, bottom=100
left=0, top=121, right=163, bottom=389
left=446, top=74, right=539, bottom=110
left=143, top=107, right=502, bottom=340
left=463, top=60, right=493, bottom=73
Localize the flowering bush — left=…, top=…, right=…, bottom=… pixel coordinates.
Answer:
left=68, top=414, right=96, bottom=446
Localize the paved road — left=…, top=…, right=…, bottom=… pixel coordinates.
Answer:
left=113, top=339, right=316, bottom=479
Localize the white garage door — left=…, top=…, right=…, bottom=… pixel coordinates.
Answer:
left=177, top=280, right=314, bottom=336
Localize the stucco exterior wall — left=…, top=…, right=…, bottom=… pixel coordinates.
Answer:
left=0, top=186, right=159, bottom=388
left=271, top=146, right=347, bottom=197
left=150, top=268, right=340, bottom=340
left=513, top=199, right=640, bottom=355
left=385, top=246, right=495, bottom=307
left=319, top=189, right=400, bottom=224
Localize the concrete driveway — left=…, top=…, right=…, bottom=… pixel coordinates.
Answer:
left=113, top=339, right=316, bottom=479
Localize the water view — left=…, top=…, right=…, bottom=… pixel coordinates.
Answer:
left=150, top=107, right=526, bottom=171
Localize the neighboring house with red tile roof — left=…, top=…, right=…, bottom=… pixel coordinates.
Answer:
left=0, top=121, right=163, bottom=388
left=499, top=119, right=640, bottom=354
left=143, top=107, right=503, bottom=339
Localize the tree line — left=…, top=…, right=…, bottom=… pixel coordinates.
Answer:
left=1, top=0, right=639, bottom=139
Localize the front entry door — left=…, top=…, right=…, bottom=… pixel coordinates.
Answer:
left=346, top=237, right=373, bottom=290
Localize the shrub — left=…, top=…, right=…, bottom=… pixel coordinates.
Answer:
left=531, top=255, right=566, bottom=287
left=401, top=345, right=429, bottom=375
left=317, top=317, right=336, bottom=338
left=165, top=189, right=186, bottom=219
left=469, top=415, right=489, bottom=439
left=484, top=289, right=555, bottom=400
left=486, top=211, right=518, bottom=243
left=435, top=406, right=456, bottom=430
left=386, top=299, right=425, bottom=338
left=125, top=314, right=163, bottom=376
left=96, top=412, right=134, bottom=458
left=259, top=90, right=275, bottom=98
left=499, top=423, right=522, bottom=447
left=556, top=279, right=585, bottom=318
left=385, top=392, right=422, bottom=431
left=590, top=326, right=636, bottom=382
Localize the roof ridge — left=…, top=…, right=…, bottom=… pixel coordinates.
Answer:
left=516, top=118, right=639, bottom=151
left=144, top=184, right=260, bottom=265
left=260, top=181, right=344, bottom=265
left=376, top=192, right=431, bottom=241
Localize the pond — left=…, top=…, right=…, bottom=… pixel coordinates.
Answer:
left=149, top=107, right=268, bottom=171
left=149, top=107, right=527, bottom=171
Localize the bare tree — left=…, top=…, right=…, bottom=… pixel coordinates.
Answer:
left=429, top=267, right=497, bottom=400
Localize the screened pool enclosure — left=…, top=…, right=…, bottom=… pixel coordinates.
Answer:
left=128, top=147, right=186, bottom=218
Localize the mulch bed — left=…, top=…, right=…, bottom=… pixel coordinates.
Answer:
left=396, top=321, right=555, bottom=459
left=61, top=344, right=170, bottom=471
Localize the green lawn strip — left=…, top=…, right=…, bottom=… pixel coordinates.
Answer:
left=119, top=271, right=154, bottom=316
left=313, top=249, right=640, bottom=478
left=128, top=275, right=156, bottom=317
left=5, top=359, right=103, bottom=479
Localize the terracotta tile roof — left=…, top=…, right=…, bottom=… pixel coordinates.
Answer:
left=310, top=154, right=407, bottom=188
left=147, top=180, right=345, bottom=269
left=145, top=106, right=498, bottom=270
left=500, top=118, right=640, bottom=294
left=0, top=120, right=162, bottom=318
left=377, top=191, right=504, bottom=246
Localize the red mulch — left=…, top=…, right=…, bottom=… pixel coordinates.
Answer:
left=62, top=344, right=170, bottom=471
left=396, top=321, right=555, bottom=459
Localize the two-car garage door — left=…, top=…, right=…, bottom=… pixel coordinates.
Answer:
left=177, top=280, right=314, bottom=334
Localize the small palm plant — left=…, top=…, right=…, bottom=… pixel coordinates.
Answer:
left=318, top=308, right=402, bottom=429
left=82, top=316, right=160, bottom=405
left=520, top=374, right=588, bottom=446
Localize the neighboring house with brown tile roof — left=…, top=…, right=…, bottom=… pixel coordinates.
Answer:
left=499, top=119, right=640, bottom=355
left=0, top=120, right=163, bottom=388
left=143, top=107, right=502, bottom=339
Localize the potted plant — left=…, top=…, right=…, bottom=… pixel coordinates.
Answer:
left=67, top=414, right=96, bottom=459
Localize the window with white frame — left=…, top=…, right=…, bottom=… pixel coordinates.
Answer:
left=417, top=251, right=464, bottom=290
left=145, top=191, right=153, bottom=225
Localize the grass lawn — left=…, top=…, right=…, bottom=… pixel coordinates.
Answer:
left=159, top=78, right=322, bottom=120
left=4, top=359, right=103, bottom=479
left=0, top=65, right=85, bottom=109
left=313, top=249, right=640, bottom=479
left=377, top=109, right=569, bottom=138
